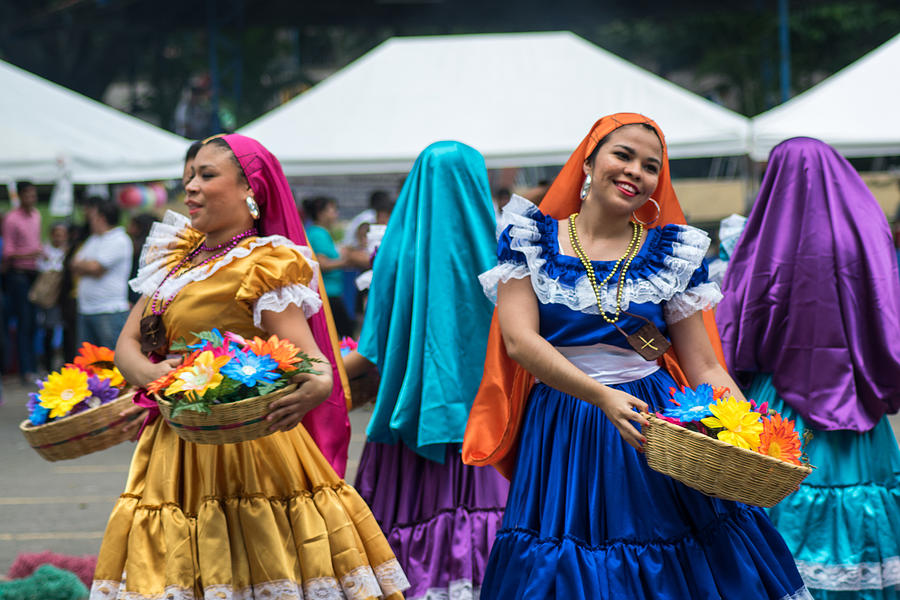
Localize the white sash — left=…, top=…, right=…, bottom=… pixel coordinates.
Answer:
left=554, top=342, right=660, bottom=385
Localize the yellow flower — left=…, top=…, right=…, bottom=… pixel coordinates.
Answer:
left=701, top=396, right=763, bottom=450
left=165, top=351, right=230, bottom=398
left=39, top=367, right=92, bottom=418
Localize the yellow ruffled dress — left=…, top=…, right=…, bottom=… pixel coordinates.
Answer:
left=90, top=213, right=409, bottom=600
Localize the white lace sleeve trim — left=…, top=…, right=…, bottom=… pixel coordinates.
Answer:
left=253, top=284, right=323, bottom=327
left=663, top=281, right=723, bottom=323
left=129, top=210, right=320, bottom=305
left=480, top=196, right=713, bottom=314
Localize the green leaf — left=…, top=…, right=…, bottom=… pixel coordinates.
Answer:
left=170, top=401, right=212, bottom=417
left=169, top=338, right=190, bottom=352
left=192, top=330, right=224, bottom=346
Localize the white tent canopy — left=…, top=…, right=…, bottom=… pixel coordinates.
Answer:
left=0, top=59, right=189, bottom=184
left=751, top=33, right=900, bottom=160
left=240, top=32, right=751, bottom=175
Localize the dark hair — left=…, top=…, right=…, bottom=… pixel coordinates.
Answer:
left=184, top=140, right=203, bottom=163
left=302, top=196, right=337, bottom=222
left=16, top=181, right=35, bottom=194
left=87, top=196, right=120, bottom=227
left=130, top=213, right=158, bottom=240
left=585, top=123, right=661, bottom=165
left=495, top=187, right=511, bottom=199
left=202, top=137, right=249, bottom=187
left=369, top=190, right=393, bottom=214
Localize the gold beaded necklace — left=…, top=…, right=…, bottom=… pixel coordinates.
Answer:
left=567, top=213, right=642, bottom=323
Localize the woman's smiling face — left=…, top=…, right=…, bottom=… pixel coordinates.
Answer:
left=583, top=124, right=663, bottom=216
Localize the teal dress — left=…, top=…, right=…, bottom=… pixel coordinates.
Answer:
left=747, top=374, right=900, bottom=599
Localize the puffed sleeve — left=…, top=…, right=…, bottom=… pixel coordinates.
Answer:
left=663, top=257, right=723, bottom=324
left=235, top=239, right=323, bottom=328
left=478, top=195, right=550, bottom=304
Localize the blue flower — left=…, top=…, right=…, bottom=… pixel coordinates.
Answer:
left=663, top=383, right=715, bottom=422
left=221, top=351, right=280, bottom=387
left=29, top=403, right=51, bottom=425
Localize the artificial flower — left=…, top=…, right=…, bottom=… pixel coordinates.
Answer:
left=187, top=329, right=225, bottom=351
left=224, top=331, right=248, bottom=347
left=339, top=336, right=358, bottom=356
left=71, top=342, right=125, bottom=387
left=701, top=396, right=764, bottom=449
left=221, top=351, right=280, bottom=387
left=244, top=335, right=303, bottom=370
left=146, top=351, right=199, bottom=394
left=664, top=383, right=715, bottom=422
left=712, top=386, right=731, bottom=400
left=757, top=413, right=803, bottom=465
left=39, top=367, right=92, bottom=419
left=88, top=374, right=119, bottom=404
left=165, top=351, right=230, bottom=398
left=655, top=413, right=684, bottom=427
left=29, top=403, right=50, bottom=426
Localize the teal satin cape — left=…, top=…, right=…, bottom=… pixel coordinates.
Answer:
left=358, top=141, right=497, bottom=462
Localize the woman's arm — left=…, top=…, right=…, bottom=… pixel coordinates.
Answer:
left=114, top=297, right=182, bottom=387
left=667, top=311, right=747, bottom=402
left=497, top=277, right=649, bottom=450
left=260, top=304, right=334, bottom=432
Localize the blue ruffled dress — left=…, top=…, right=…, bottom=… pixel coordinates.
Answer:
left=747, top=375, right=900, bottom=599
left=477, top=197, right=810, bottom=599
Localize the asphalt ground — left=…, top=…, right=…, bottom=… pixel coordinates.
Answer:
left=1, top=378, right=899, bottom=574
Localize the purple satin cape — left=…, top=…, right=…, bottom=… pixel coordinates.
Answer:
left=716, top=137, right=900, bottom=432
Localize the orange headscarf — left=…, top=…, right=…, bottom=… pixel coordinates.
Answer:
left=461, top=113, right=725, bottom=478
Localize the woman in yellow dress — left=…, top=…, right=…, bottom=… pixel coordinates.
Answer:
left=91, top=134, right=409, bottom=600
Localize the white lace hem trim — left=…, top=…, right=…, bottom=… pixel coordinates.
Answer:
left=254, top=284, right=323, bottom=327
left=479, top=195, right=714, bottom=314
left=781, top=586, right=814, bottom=600
left=130, top=210, right=320, bottom=304
left=90, top=559, right=409, bottom=599
left=663, top=281, right=723, bottom=323
left=409, top=578, right=480, bottom=600
left=796, top=555, right=900, bottom=591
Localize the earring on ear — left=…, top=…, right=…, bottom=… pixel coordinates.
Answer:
left=580, top=174, right=592, bottom=201
left=246, top=196, right=260, bottom=219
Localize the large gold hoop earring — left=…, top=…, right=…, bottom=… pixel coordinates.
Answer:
left=633, top=198, right=660, bottom=226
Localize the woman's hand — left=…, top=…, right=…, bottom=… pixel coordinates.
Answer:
left=595, top=388, right=649, bottom=451
left=133, top=356, right=183, bottom=389
left=266, top=370, right=333, bottom=432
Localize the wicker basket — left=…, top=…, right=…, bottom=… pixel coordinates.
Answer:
left=155, top=384, right=298, bottom=445
left=20, top=390, right=139, bottom=462
left=642, top=413, right=812, bottom=508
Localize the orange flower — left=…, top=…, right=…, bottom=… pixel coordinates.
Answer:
left=757, top=413, right=802, bottom=465
left=244, top=335, right=302, bottom=370
left=146, top=351, right=199, bottom=394
left=712, top=386, right=731, bottom=400
left=70, top=342, right=123, bottom=386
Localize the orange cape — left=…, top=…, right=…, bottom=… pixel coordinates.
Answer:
left=461, top=113, right=726, bottom=478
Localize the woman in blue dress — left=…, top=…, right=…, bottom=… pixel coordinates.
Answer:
left=464, top=113, right=810, bottom=599
left=717, top=137, right=900, bottom=599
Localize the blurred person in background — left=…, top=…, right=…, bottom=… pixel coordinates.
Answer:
left=3, top=181, right=43, bottom=381
left=71, top=197, right=133, bottom=349
left=302, top=195, right=364, bottom=337
left=126, top=213, right=158, bottom=305
left=344, top=141, right=508, bottom=600
left=35, top=222, right=68, bottom=373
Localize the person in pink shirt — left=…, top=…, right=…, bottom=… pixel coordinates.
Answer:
left=2, top=181, right=43, bottom=381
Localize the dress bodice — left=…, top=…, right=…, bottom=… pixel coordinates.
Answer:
left=480, top=195, right=722, bottom=350
left=130, top=211, right=322, bottom=350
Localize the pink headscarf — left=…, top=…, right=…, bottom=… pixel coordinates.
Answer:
left=222, top=133, right=351, bottom=476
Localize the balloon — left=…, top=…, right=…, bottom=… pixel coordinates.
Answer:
left=117, top=185, right=142, bottom=208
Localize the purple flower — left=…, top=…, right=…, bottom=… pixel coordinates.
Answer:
left=88, top=374, right=119, bottom=405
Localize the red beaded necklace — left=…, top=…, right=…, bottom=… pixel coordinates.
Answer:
left=138, top=227, right=257, bottom=354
